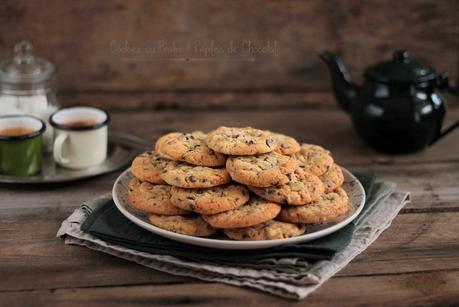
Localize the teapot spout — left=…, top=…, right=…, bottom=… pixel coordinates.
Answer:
left=319, top=51, right=359, bottom=112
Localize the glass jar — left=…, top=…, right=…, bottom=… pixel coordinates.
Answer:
left=0, top=41, right=59, bottom=152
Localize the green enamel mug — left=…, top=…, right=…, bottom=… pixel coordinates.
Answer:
left=0, top=115, right=46, bottom=176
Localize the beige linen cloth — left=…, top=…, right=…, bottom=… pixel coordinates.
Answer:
left=57, top=189, right=410, bottom=300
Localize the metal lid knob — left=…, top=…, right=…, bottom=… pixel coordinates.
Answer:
left=393, top=50, right=409, bottom=63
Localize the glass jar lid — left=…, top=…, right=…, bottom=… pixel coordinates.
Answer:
left=0, top=41, right=55, bottom=85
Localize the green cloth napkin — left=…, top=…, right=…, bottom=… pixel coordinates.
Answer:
left=80, top=172, right=377, bottom=263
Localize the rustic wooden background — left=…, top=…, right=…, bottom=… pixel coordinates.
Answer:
left=0, top=0, right=458, bottom=110
left=1, top=2, right=459, bottom=304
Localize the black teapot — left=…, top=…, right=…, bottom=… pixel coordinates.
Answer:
left=320, top=50, right=459, bottom=153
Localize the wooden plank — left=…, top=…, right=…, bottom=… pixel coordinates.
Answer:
left=1, top=271, right=458, bottom=306
left=0, top=0, right=339, bottom=91
left=58, top=90, right=337, bottom=111
left=1, top=160, right=458, bottom=212
left=357, top=162, right=459, bottom=213
left=0, top=110, right=457, bottom=298
left=107, top=109, right=459, bottom=165
left=0, top=207, right=191, bottom=291
left=0, top=0, right=456, bottom=110
left=0, top=210, right=458, bottom=291
left=340, top=211, right=459, bottom=276
left=0, top=173, right=121, bottom=211
left=58, top=91, right=459, bottom=112
left=337, top=0, right=459, bottom=86
left=1, top=109, right=458, bottom=213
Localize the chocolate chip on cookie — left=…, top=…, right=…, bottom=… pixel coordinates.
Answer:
left=223, top=220, right=306, bottom=240
left=271, top=132, right=301, bottom=155
left=226, top=152, right=298, bottom=187
left=127, top=178, right=189, bottom=215
left=248, top=167, right=325, bottom=205
left=155, top=131, right=226, bottom=167
left=202, top=197, right=281, bottom=229
left=170, top=184, right=250, bottom=214
left=148, top=214, right=217, bottom=237
left=161, top=163, right=231, bottom=188
left=131, top=151, right=177, bottom=184
left=290, top=143, right=334, bottom=176
left=319, top=163, right=344, bottom=193
left=206, top=126, right=276, bottom=155
left=278, top=187, right=349, bottom=224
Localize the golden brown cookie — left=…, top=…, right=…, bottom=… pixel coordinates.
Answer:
left=277, top=187, right=349, bottom=224
left=155, top=131, right=226, bottom=167
left=127, top=178, right=189, bottom=215
left=161, top=163, right=231, bottom=188
left=271, top=132, right=301, bottom=155
left=202, top=197, right=281, bottom=229
left=319, top=163, right=344, bottom=193
left=248, top=167, right=325, bottom=205
left=130, top=151, right=177, bottom=184
left=148, top=214, right=217, bottom=237
left=290, top=143, right=334, bottom=176
left=206, top=126, right=276, bottom=155
left=170, top=184, right=250, bottom=214
left=223, top=220, right=306, bottom=241
left=226, top=152, right=298, bottom=188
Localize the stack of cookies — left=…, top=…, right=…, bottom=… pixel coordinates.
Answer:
left=128, top=127, right=348, bottom=241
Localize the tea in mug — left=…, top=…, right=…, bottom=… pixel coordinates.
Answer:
left=0, top=115, right=45, bottom=176
left=62, top=119, right=98, bottom=128
left=0, top=127, right=37, bottom=137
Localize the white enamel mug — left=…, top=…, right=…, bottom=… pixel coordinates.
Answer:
left=49, top=106, right=109, bottom=169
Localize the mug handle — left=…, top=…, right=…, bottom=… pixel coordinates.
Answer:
left=53, top=133, right=71, bottom=166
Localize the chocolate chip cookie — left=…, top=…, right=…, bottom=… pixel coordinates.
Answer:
left=248, top=167, right=325, bottom=205
left=148, top=214, right=217, bottom=237
left=130, top=151, right=177, bottom=184
left=206, top=126, right=276, bottom=155
left=319, top=163, right=344, bottom=193
left=290, top=143, right=334, bottom=176
left=127, top=178, right=189, bottom=215
left=202, top=197, right=281, bottom=228
left=277, top=187, right=349, bottom=224
left=271, top=132, right=301, bottom=155
left=155, top=131, right=227, bottom=167
left=170, top=184, right=250, bottom=214
left=161, top=163, right=231, bottom=188
left=223, top=220, right=306, bottom=240
left=226, top=152, right=298, bottom=187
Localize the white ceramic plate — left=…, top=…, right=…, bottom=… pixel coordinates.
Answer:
left=112, top=167, right=366, bottom=250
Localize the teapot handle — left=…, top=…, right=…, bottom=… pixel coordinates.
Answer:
left=431, top=121, right=459, bottom=144
left=437, top=72, right=459, bottom=94
left=430, top=73, right=459, bottom=144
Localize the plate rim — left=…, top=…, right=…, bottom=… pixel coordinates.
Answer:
left=112, top=166, right=366, bottom=250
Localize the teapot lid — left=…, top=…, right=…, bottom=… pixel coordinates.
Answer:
left=365, top=50, right=436, bottom=84
left=0, top=41, right=55, bottom=85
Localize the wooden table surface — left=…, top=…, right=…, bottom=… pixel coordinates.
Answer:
left=1, top=109, right=458, bottom=306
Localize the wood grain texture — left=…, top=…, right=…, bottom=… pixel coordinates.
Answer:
left=0, top=0, right=457, bottom=109
left=0, top=109, right=458, bottom=305
left=1, top=109, right=458, bottom=213
left=58, top=90, right=337, bottom=111
left=1, top=161, right=458, bottom=213
left=1, top=272, right=458, bottom=306
left=107, top=108, right=459, bottom=166
left=0, top=209, right=457, bottom=292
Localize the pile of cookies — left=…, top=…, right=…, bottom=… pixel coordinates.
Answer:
left=128, top=127, right=348, bottom=241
